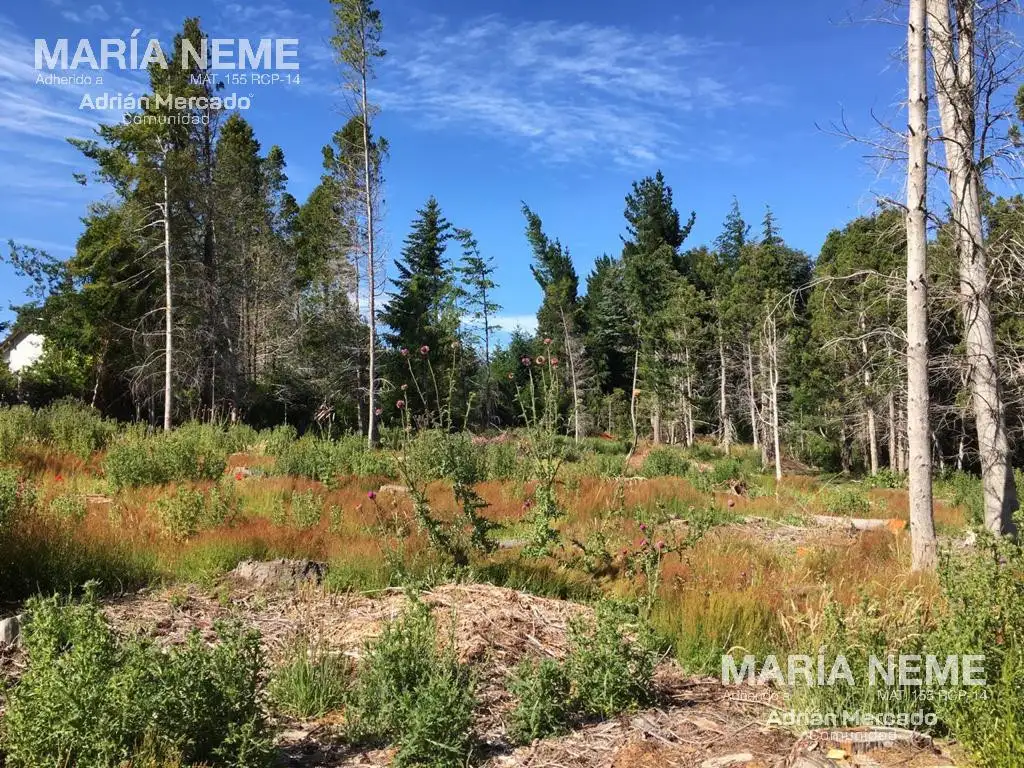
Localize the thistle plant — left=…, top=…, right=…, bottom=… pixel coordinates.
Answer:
left=514, top=342, right=568, bottom=556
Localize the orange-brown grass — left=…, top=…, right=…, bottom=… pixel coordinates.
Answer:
left=649, top=526, right=939, bottom=673
left=10, top=445, right=99, bottom=478
left=225, top=452, right=276, bottom=470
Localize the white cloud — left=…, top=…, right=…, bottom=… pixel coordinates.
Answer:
left=491, top=314, right=538, bottom=335
left=377, top=15, right=768, bottom=166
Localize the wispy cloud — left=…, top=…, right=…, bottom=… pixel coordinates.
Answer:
left=378, top=15, right=771, bottom=166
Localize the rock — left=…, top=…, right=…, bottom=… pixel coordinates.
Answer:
left=701, top=754, right=755, bottom=768
left=377, top=484, right=409, bottom=495
left=229, top=559, right=327, bottom=589
left=0, top=613, right=24, bottom=645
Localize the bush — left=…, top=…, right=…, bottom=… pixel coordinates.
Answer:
left=273, top=434, right=371, bottom=483
left=565, top=602, right=658, bottom=718
left=105, top=425, right=228, bottom=489
left=346, top=599, right=475, bottom=767
left=289, top=490, right=323, bottom=530
left=404, top=430, right=483, bottom=485
left=47, top=492, right=88, bottom=522
left=929, top=531, right=1024, bottom=765
left=269, top=636, right=350, bottom=719
left=40, top=400, right=119, bottom=458
left=820, top=486, right=872, bottom=517
left=3, top=592, right=273, bottom=768
left=508, top=601, right=658, bottom=743
left=786, top=593, right=934, bottom=729
left=0, top=405, right=38, bottom=460
left=640, top=448, right=690, bottom=478
left=155, top=485, right=238, bottom=540
left=0, top=469, right=35, bottom=529
left=508, top=658, right=571, bottom=742
left=935, top=470, right=984, bottom=526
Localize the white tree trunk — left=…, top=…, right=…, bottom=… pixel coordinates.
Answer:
left=162, top=149, right=173, bottom=432
left=561, top=308, right=582, bottom=443
left=927, top=0, right=1018, bottom=535
left=746, top=343, right=759, bottom=449
left=907, top=0, right=937, bottom=571
left=718, top=332, right=732, bottom=454
left=888, top=390, right=898, bottom=471
left=360, top=42, right=378, bottom=449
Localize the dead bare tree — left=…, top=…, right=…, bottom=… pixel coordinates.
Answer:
left=926, top=0, right=1019, bottom=536
left=909, top=0, right=938, bottom=570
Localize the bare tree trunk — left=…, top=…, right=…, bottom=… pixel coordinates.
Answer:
left=860, top=314, right=879, bottom=475
left=561, top=308, right=582, bottom=443
left=927, top=0, right=1018, bottom=535
left=718, top=332, right=732, bottom=454
left=766, top=316, right=783, bottom=482
left=360, top=51, right=378, bottom=449
left=628, top=346, right=640, bottom=457
left=887, top=391, right=898, bottom=471
left=746, top=343, right=759, bottom=449
left=651, top=400, right=661, bottom=445
left=162, top=149, right=173, bottom=432
left=684, top=346, right=695, bottom=447
left=907, top=0, right=937, bottom=571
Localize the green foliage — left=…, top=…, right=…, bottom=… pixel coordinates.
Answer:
left=640, top=447, right=690, bottom=478
left=47, top=492, right=88, bottom=522
left=0, top=468, right=35, bottom=529
left=864, top=468, right=904, bottom=490
left=269, top=636, right=350, bottom=719
left=929, top=532, right=1024, bottom=764
left=509, top=602, right=658, bottom=743
left=935, top=470, right=984, bottom=526
left=820, top=486, right=872, bottom=517
left=105, top=424, right=229, bottom=490
left=40, top=400, right=119, bottom=457
left=787, top=594, right=933, bottom=727
left=0, top=405, right=36, bottom=460
left=273, top=433, right=394, bottom=483
left=289, top=490, right=324, bottom=529
left=507, top=658, right=571, bottom=742
left=155, top=485, right=238, bottom=540
left=346, top=600, right=475, bottom=767
left=3, top=592, right=273, bottom=768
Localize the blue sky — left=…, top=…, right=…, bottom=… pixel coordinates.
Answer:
left=0, top=0, right=908, bottom=336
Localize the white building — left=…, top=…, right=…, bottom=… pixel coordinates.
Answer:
left=0, top=331, right=45, bottom=373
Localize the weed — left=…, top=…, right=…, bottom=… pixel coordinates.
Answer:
left=346, top=599, right=475, bottom=767
left=3, top=590, right=273, bottom=768
left=508, top=658, right=571, bottom=742
left=640, top=448, right=690, bottom=478
left=269, top=636, right=350, bottom=719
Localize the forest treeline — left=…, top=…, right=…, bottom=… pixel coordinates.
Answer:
left=4, top=13, right=1024, bottom=482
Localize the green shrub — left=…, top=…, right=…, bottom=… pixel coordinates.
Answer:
left=105, top=425, right=228, bottom=489
left=929, top=532, right=1024, bottom=764
left=346, top=599, right=475, bottom=767
left=483, top=441, right=529, bottom=481
left=405, top=430, right=483, bottom=485
left=564, top=602, right=657, bottom=718
left=155, top=485, right=238, bottom=540
left=3, top=592, right=273, bottom=767
left=40, top=400, right=119, bottom=458
left=508, top=658, right=571, bottom=742
left=289, top=490, right=323, bottom=530
left=640, top=448, right=690, bottom=478
left=821, top=486, right=872, bottom=517
left=269, top=637, right=350, bottom=719
left=935, top=470, right=984, bottom=526
left=864, top=468, right=904, bottom=490
left=508, top=602, right=657, bottom=743
left=260, top=423, right=297, bottom=456
left=0, top=469, right=35, bottom=529
left=0, top=405, right=42, bottom=459
left=273, top=434, right=365, bottom=483
left=47, top=492, right=88, bottom=522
